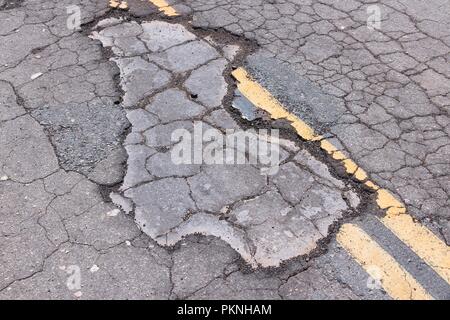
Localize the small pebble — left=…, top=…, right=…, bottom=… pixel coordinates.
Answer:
left=30, top=72, right=43, bottom=80
left=90, top=265, right=99, bottom=273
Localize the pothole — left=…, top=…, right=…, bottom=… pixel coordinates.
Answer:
left=90, top=17, right=363, bottom=269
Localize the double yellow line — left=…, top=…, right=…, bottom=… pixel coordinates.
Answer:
left=144, top=0, right=450, bottom=300
left=232, top=68, right=450, bottom=300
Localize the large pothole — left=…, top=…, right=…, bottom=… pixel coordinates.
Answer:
left=91, top=18, right=361, bottom=268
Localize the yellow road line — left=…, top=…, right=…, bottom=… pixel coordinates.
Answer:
left=379, top=214, right=450, bottom=284
left=337, top=224, right=433, bottom=300
left=232, top=67, right=450, bottom=286
left=148, top=0, right=179, bottom=16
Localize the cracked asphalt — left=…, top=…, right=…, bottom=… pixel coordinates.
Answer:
left=0, top=0, right=449, bottom=300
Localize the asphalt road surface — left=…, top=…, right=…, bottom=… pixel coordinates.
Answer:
left=0, top=0, right=449, bottom=300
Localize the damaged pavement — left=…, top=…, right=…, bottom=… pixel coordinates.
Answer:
left=0, top=0, right=449, bottom=300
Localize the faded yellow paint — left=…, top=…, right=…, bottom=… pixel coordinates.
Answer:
left=380, top=214, right=450, bottom=285
left=342, top=159, right=358, bottom=175
left=354, top=167, right=368, bottom=181
left=109, top=0, right=120, bottom=8
left=232, top=67, right=372, bottom=181
left=232, top=69, right=288, bottom=118
left=149, top=0, right=179, bottom=16
left=290, top=120, right=319, bottom=141
left=331, top=150, right=347, bottom=161
left=365, top=180, right=379, bottom=191
left=233, top=66, right=450, bottom=288
left=376, top=189, right=404, bottom=214
left=320, top=139, right=338, bottom=154
left=373, top=181, right=450, bottom=286
left=337, top=224, right=433, bottom=300
left=232, top=68, right=319, bottom=141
